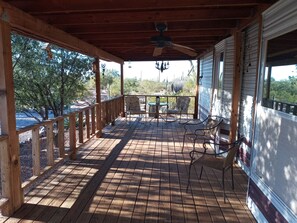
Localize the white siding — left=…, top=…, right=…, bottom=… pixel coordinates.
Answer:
left=199, top=51, right=213, bottom=119
left=251, top=0, right=297, bottom=221
left=238, top=22, right=259, bottom=164
left=221, top=36, right=234, bottom=122
left=212, top=37, right=234, bottom=123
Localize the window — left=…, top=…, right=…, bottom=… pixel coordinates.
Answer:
left=217, top=52, right=224, bottom=98
left=262, top=29, right=297, bottom=116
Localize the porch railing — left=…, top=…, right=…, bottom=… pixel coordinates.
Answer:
left=262, top=98, right=297, bottom=115
left=124, top=95, right=197, bottom=118
left=0, top=96, right=124, bottom=211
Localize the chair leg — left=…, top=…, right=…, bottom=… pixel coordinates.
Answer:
left=182, top=134, right=186, bottom=152
left=231, top=165, right=234, bottom=190
left=186, top=160, right=194, bottom=192
left=222, top=169, right=226, bottom=203
left=199, top=166, right=203, bottom=179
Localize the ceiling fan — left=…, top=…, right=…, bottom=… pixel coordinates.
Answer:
left=150, top=23, right=197, bottom=57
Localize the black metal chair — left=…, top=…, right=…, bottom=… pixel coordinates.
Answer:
left=181, top=115, right=224, bottom=152
left=186, top=136, right=245, bottom=202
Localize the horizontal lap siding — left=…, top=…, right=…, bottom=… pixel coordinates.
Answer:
left=238, top=22, right=259, bottom=169
left=199, top=52, right=213, bottom=119
left=221, top=36, right=234, bottom=124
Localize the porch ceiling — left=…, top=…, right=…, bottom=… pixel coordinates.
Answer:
left=3, top=0, right=277, bottom=61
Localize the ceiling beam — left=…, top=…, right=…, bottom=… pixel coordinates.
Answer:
left=60, top=20, right=238, bottom=34
left=10, top=0, right=274, bottom=14
left=36, top=8, right=254, bottom=25
left=0, top=1, right=124, bottom=64
left=75, top=30, right=229, bottom=41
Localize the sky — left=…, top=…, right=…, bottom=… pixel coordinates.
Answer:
left=101, top=60, right=196, bottom=82
left=270, top=65, right=297, bottom=81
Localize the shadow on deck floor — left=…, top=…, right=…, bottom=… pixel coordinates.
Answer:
left=2, top=117, right=255, bottom=223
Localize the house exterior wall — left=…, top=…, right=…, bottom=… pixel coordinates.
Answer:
left=199, top=51, right=213, bottom=119
left=210, top=37, right=234, bottom=135
left=238, top=22, right=260, bottom=172
left=248, top=0, right=297, bottom=222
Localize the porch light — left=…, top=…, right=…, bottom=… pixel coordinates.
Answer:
left=155, top=61, right=169, bottom=72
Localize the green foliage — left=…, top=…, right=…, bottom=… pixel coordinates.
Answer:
left=124, top=78, right=140, bottom=94
left=12, top=33, right=93, bottom=120
left=269, top=76, right=297, bottom=104
left=137, top=80, right=166, bottom=94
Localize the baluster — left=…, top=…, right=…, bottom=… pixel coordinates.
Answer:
left=91, top=106, right=96, bottom=135
left=32, top=126, right=40, bottom=176
left=46, top=121, right=54, bottom=166
left=69, top=113, right=77, bottom=160
left=78, top=111, right=83, bottom=143
left=57, top=118, right=65, bottom=158
left=85, top=109, right=90, bottom=139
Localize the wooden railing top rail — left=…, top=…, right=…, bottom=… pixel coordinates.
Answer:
left=102, top=95, right=123, bottom=103
left=124, top=94, right=195, bottom=98
left=0, top=135, right=8, bottom=142
left=16, top=104, right=98, bottom=135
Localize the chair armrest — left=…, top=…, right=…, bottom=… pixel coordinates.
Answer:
left=202, top=136, right=245, bottom=156
left=189, top=148, right=217, bottom=160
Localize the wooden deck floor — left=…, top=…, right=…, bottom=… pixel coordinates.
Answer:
left=1, top=118, right=256, bottom=223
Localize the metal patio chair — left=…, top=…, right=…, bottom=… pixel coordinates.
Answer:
left=125, top=96, right=146, bottom=122
left=186, top=136, right=245, bottom=202
left=181, top=115, right=224, bottom=152
left=165, top=96, right=191, bottom=122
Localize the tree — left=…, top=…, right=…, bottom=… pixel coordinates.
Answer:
left=269, top=76, right=297, bottom=104
left=124, top=78, right=140, bottom=94
left=12, top=33, right=93, bottom=121
left=100, top=69, right=120, bottom=98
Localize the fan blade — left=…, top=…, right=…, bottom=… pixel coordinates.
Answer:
left=170, top=43, right=197, bottom=57
left=153, top=47, right=163, bottom=57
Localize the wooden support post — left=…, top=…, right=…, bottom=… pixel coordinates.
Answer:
left=57, top=118, right=65, bottom=158
left=120, top=63, right=125, bottom=117
left=69, top=113, right=77, bottom=160
left=85, top=109, right=90, bottom=139
left=78, top=112, right=83, bottom=143
left=230, top=31, right=242, bottom=142
left=95, top=58, right=102, bottom=137
left=0, top=20, right=23, bottom=215
left=46, top=122, right=54, bottom=166
left=32, top=127, right=40, bottom=176
left=194, top=58, right=200, bottom=119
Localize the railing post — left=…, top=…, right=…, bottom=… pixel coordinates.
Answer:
left=85, top=109, right=90, bottom=139
left=194, top=58, right=200, bottom=119
left=46, top=121, right=54, bottom=166
left=293, top=105, right=297, bottom=115
left=69, top=113, right=77, bottom=160
left=78, top=111, right=84, bottom=143
left=32, top=126, right=40, bottom=176
left=57, top=118, right=65, bottom=158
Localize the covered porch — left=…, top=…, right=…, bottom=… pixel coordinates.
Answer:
left=2, top=0, right=297, bottom=222
left=1, top=118, right=254, bottom=222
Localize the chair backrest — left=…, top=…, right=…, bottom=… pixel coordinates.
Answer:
left=125, top=96, right=141, bottom=112
left=223, top=137, right=245, bottom=168
left=176, top=96, right=190, bottom=113
left=204, top=116, right=224, bottom=137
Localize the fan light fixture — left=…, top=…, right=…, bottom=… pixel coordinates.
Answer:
left=155, top=61, right=169, bottom=73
